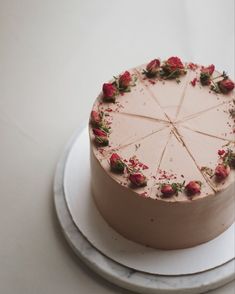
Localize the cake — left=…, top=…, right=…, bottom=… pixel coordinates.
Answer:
left=89, top=57, right=235, bottom=249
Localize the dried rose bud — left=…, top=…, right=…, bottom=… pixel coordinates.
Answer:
left=215, top=164, right=230, bottom=180
left=129, top=173, right=147, bottom=187
left=92, top=128, right=109, bottom=146
left=161, top=184, right=175, bottom=197
left=200, top=64, right=215, bottom=86
left=201, top=64, right=215, bottom=75
left=90, top=110, right=102, bottom=127
left=185, top=181, right=201, bottom=195
left=218, top=78, right=235, bottom=94
left=110, top=153, right=125, bottom=173
left=119, top=71, right=132, bottom=89
left=165, top=56, right=184, bottom=71
left=102, top=83, right=117, bottom=102
left=160, top=56, right=186, bottom=79
left=92, top=128, right=107, bottom=137
left=146, top=59, right=160, bottom=77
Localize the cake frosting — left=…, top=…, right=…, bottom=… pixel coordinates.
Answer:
left=89, top=57, right=235, bottom=249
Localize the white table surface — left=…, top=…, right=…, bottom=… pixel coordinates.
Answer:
left=0, top=1, right=234, bottom=293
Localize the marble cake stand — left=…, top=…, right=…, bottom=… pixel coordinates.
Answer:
left=54, top=126, right=235, bottom=294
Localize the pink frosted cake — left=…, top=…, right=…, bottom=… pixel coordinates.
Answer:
left=89, top=57, right=235, bottom=249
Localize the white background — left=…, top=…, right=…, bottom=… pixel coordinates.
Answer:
left=0, top=0, right=234, bottom=293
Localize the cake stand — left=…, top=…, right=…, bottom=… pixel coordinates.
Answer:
left=54, top=125, right=235, bottom=294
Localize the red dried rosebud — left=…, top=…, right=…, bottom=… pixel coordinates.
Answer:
left=161, top=184, right=175, bottom=197
left=200, top=65, right=215, bottom=86
left=166, top=56, right=184, bottom=71
left=102, top=83, right=117, bottom=102
left=110, top=153, right=125, bottom=173
left=218, top=78, right=235, bottom=94
left=93, top=127, right=109, bottom=146
left=218, top=149, right=225, bottom=156
left=201, top=64, right=215, bottom=75
left=129, top=173, right=147, bottom=187
left=215, top=164, right=230, bottom=180
left=90, top=110, right=102, bottom=127
left=146, top=59, right=160, bottom=77
left=185, top=181, right=201, bottom=195
left=92, top=128, right=107, bottom=137
left=119, top=71, right=132, bottom=88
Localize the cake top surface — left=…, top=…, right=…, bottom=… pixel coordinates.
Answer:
left=89, top=57, right=235, bottom=202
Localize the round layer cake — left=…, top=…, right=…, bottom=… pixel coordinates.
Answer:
left=89, top=57, right=235, bottom=249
